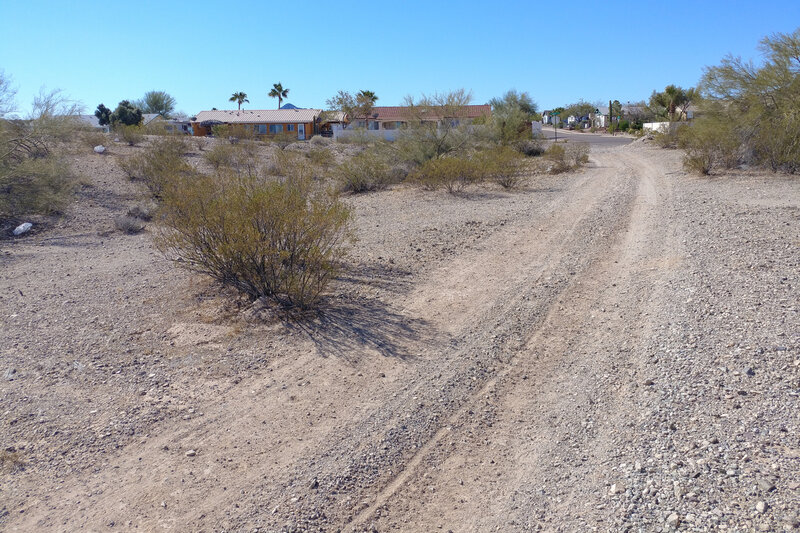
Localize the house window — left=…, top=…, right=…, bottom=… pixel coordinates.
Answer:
left=383, top=121, right=396, bottom=130
left=256, top=124, right=267, bottom=134
left=287, top=124, right=295, bottom=132
left=368, top=121, right=379, bottom=130
left=354, top=120, right=366, bottom=129
left=269, top=124, right=283, bottom=134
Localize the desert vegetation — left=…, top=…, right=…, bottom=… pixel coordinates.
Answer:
left=666, top=28, right=800, bottom=175
left=0, top=78, right=79, bottom=224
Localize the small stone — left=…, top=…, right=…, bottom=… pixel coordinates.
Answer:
left=3, top=368, right=16, bottom=381
left=756, top=501, right=767, bottom=513
left=745, top=367, right=755, bottom=376
left=185, top=450, right=196, bottom=457
left=93, top=145, right=106, bottom=154
left=666, top=512, right=680, bottom=528
left=12, top=223, right=32, bottom=236
left=161, top=501, right=167, bottom=508
left=758, top=479, right=776, bottom=492
left=609, top=483, right=623, bottom=495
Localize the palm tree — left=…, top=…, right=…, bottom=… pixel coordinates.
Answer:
left=268, top=83, right=289, bottom=109
left=356, top=90, right=378, bottom=128
left=229, top=92, right=249, bottom=111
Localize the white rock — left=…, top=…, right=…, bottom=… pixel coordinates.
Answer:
left=13, top=222, right=32, bottom=235
left=93, top=145, right=106, bottom=153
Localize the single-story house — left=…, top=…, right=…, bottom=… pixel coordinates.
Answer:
left=190, top=109, right=321, bottom=139
left=76, top=114, right=109, bottom=132
left=349, top=104, right=491, bottom=131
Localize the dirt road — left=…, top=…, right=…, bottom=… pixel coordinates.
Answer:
left=2, top=142, right=798, bottom=532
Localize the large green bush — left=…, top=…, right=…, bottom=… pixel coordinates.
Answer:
left=156, top=172, right=352, bottom=309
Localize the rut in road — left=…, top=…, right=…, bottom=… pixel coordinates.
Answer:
left=256, top=148, right=667, bottom=530
left=353, top=150, right=681, bottom=531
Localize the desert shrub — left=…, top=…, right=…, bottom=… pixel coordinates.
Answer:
left=82, top=131, right=109, bottom=150
left=475, top=147, right=525, bottom=189
left=545, top=144, right=570, bottom=174
left=156, top=172, right=352, bottom=309
left=122, top=136, right=190, bottom=196
left=114, top=215, right=145, bottom=234
left=512, top=138, right=545, bottom=157
left=679, top=118, right=740, bottom=175
left=127, top=202, right=157, bottom=221
left=335, top=150, right=395, bottom=193
left=0, top=157, right=74, bottom=220
left=618, top=120, right=630, bottom=131
left=310, top=135, right=332, bottom=146
left=751, top=113, right=800, bottom=173
left=567, top=143, right=590, bottom=166
left=204, top=143, right=237, bottom=170
left=307, top=147, right=334, bottom=170
left=0, top=88, right=79, bottom=222
left=410, top=155, right=481, bottom=194
left=545, top=143, right=590, bottom=174
left=116, top=124, right=144, bottom=146
left=271, top=132, right=297, bottom=150
left=683, top=151, right=713, bottom=175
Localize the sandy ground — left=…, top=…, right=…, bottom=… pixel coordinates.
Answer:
left=1, top=139, right=798, bottom=532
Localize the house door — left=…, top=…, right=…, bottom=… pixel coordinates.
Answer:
left=298, top=123, right=305, bottom=140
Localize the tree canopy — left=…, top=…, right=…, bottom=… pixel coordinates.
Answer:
left=94, top=103, right=112, bottom=126
left=648, top=85, right=696, bottom=121
left=269, top=83, right=289, bottom=109
left=229, top=92, right=249, bottom=111
left=135, top=90, right=176, bottom=118
left=325, top=89, right=379, bottom=128
left=111, top=100, right=143, bottom=126
left=489, top=90, right=539, bottom=144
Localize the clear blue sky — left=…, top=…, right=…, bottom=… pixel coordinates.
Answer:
left=1, top=0, right=798, bottom=116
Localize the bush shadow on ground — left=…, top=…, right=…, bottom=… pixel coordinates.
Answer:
left=286, top=294, right=432, bottom=362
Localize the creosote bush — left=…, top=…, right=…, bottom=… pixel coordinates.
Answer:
left=410, top=156, right=480, bottom=194
left=1, top=86, right=80, bottom=222
left=545, top=143, right=590, bottom=174
left=0, top=157, right=74, bottom=220
left=119, top=136, right=190, bottom=196
left=475, top=146, right=525, bottom=189
left=114, top=215, right=145, bottom=234
left=335, top=150, right=395, bottom=193
left=156, top=172, right=352, bottom=309
left=116, top=124, right=144, bottom=146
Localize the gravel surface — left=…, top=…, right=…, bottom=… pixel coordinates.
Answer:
left=0, top=139, right=797, bottom=532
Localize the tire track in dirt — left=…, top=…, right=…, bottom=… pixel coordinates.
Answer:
left=6, top=148, right=656, bottom=532
left=355, top=148, right=683, bottom=531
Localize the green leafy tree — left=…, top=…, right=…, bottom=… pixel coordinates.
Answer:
left=489, top=89, right=539, bottom=144
left=696, top=27, right=800, bottom=172
left=136, top=90, right=176, bottom=117
left=94, top=103, right=112, bottom=126
left=649, top=85, right=695, bottom=121
left=111, top=100, right=143, bottom=126
left=229, top=91, right=249, bottom=111
left=563, top=100, right=596, bottom=120
left=325, top=89, right=379, bottom=129
left=268, top=82, right=289, bottom=109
